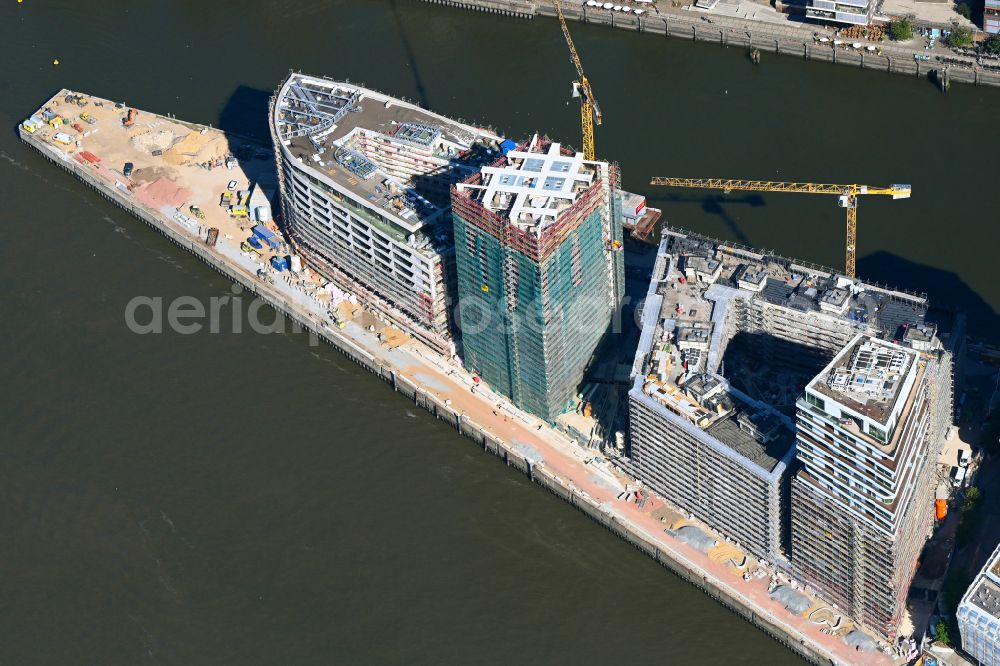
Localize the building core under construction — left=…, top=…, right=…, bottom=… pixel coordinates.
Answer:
left=452, top=135, right=624, bottom=421
left=627, top=229, right=958, bottom=638
left=270, top=73, right=504, bottom=355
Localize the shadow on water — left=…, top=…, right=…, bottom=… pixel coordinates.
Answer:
left=858, top=251, right=998, bottom=340
left=217, top=85, right=273, bottom=142
left=651, top=192, right=765, bottom=246
left=388, top=0, right=431, bottom=109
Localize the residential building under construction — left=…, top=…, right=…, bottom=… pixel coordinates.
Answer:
left=792, top=334, right=949, bottom=639
left=958, top=541, right=1000, bottom=665
left=627, top=230, right=957, bottom=638
left=269, top=73, right=503, bottom=355
left=451, top=135, right=624, bottom=421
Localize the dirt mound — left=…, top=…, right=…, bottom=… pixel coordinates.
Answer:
left=130, top=130, right=178, bottom=154
left=134, top=176, right=191, bottom=210
left=163, top=130, right=228, bottom=166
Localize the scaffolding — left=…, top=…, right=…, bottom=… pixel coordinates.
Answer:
left=452, top=147, right=620, bottom=421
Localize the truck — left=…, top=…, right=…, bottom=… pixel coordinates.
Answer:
left=205, top=227, right=219, bottom=247
left=251, top=224, right=280, bottom=250
left=123, top=108, right=138, bottom=127
left=246, top=236, right=263, bottom=250
left=228, top=205, right=249, bottom=219
left=220, top=191, right=234, bottom=207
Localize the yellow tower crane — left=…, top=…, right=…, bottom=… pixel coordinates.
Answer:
left=553, top=0, right=602, bottom=160
left=648, top=178, right=912, bottom=279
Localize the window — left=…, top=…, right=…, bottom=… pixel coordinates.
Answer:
left=805, top=392, right=825, bottom=411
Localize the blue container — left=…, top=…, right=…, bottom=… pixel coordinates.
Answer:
left=499, top=139, right=517, bottom=156
left=252, top=224, right=280, bottom=250
left=247, top=236, right=263, bottom=250
left=270, top=255, right=289, bottom=272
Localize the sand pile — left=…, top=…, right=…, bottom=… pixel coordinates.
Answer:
left=130, top=130, right=177, bottom=154
left=163, top=130, right=228, bottom=166
left=135, top=176, right=191, bottom=210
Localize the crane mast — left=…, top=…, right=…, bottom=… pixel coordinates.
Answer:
left=553, top=0, right=602, bottom=160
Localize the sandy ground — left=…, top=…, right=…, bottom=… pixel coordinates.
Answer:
left=28, top=89, right=901, bottom=666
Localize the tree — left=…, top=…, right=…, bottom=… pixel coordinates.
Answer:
left=890, top=17, right=914, bottom=41
left=949, top=26, right=974, bottom=47
left=956, top=2, right=972, bottom=19
left=987, top=34, right=1000, bottom=55
left=935, top=620, right=953, bottom=646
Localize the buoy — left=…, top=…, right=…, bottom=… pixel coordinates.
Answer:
left=53, top=59, right=60, bottom=65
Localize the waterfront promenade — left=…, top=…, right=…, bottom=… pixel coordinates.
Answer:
left=420, top=0, right=1000, bottom=89
left=20, top=90, right=899, bottom=665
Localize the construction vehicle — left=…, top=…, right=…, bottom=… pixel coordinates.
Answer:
left=220, top=191, right=234, bottom=207
left=79, top=111, right=96, bottom=125
left=189, top=205, right=206, bottom=220
left=21, top=116, right=41, bottom=134
left=228, top=205, right=249, bottom=218
left=122, top=108, right=138, bottom=127
left=553, top=0, right=602, bottom=160
left=649, top=177, right=912, bottom=279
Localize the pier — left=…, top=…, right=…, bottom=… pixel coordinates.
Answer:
left=20, top=90, right=897, bottom=666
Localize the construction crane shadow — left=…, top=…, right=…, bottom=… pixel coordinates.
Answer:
left=652, top=192, right=766, bottom=246
left=388, top=0, right=431, bottom=109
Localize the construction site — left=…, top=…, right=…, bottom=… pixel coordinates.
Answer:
left=625, top=227, right=962, bottom=642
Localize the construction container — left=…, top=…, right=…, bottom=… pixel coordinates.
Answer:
left=52, top=132, right=73, bottom=145
left=289, top=255, right=302, bottom=273
left=255, top=205, right=271, bottom=223
left=935, top=499, right=948, bottom=521
left=252, top=224, right=280, bottom=250
left=270, top=255, right=289, bottom=272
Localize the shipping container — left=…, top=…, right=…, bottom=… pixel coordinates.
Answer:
left=252, top=224, right=280, bottom=250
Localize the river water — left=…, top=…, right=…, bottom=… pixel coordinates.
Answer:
left=1, top=1, right=997, bottom=664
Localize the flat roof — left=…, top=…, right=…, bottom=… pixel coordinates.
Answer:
left=458, top=136, right=597, bottom=227
left=706, top=402, right=795, bottom=473
left=811, top=336, right=916, bottom=425
left=273, top=74, right=503, bottom=237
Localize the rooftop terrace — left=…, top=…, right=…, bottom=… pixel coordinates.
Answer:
left=456, top=135, right=599, bottom=228
left=811, top=337, right=915, bottom=423
left=273, top=74, right=503, bottom=238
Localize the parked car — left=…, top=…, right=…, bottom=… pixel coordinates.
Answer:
left=227, top=180, right=238, bottom=191
left=950, top=465, right=967, bottom=488
left=123, top=162, right=133, bottom=177
left=958, top=449, right=971, bottom=468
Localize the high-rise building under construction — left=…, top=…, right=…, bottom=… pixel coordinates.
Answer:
left=451, top=135, right=623, bottom=421
left=792, top=334, right=948, bottom=638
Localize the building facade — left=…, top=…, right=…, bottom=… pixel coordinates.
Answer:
left=805, top=0, right=872, bottom=25
left=986, top=0, right=1000, bottom=34
left=270, top=74, right=503, bottom=355
left=791, top=335, right=948, bottom=638
left=451, top=135, right=623, bottom=421
left=627, top=241, right=795, bottom=561
left=958, top=542, right=1000, bottom=666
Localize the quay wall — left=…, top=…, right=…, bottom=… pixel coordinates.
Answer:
left=20, top=127, right=834, bottom=666
left=417, top=0, right=1000, bottom=90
